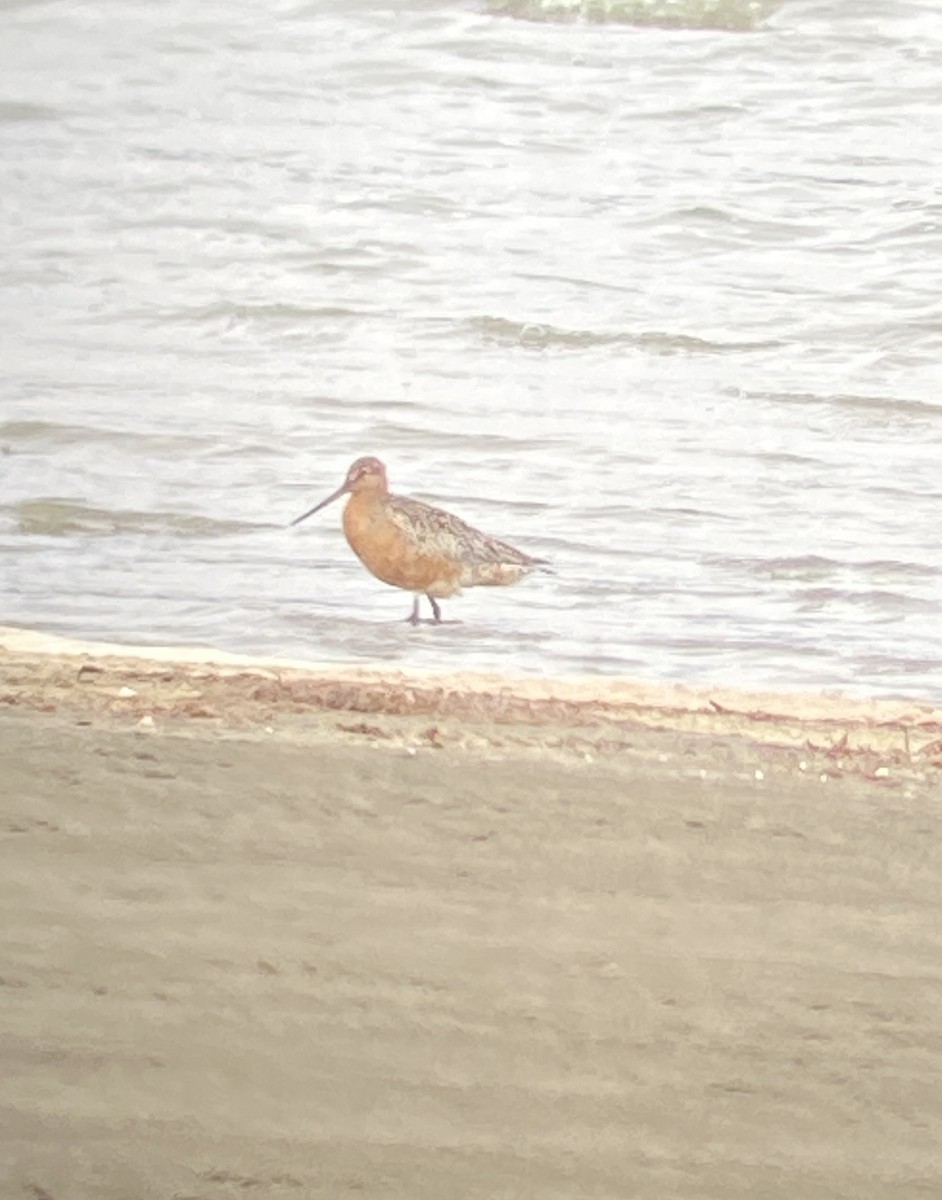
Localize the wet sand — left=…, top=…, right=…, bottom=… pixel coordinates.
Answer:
left=2, top=627, right=941, bottom=1199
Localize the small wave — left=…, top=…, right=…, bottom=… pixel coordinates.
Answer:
left=472, top=316, right=778, bottom=354
left=650, top=504, right=740, bottom=524
left=128, top=302, right=363, bottom=328
left=0, top=100, right=59, bottom=122
left=711, top=554, right=941, bottom=584
left=365, top=419, right=570, bottom=454
left=0, top=420, right=209, bottom=457
left=795, top=587, right=938, bottom=616
left=12, top=500, right=252, bottom=539
left=484, top=0, right=781, bottom=32
left=749, top=390, right=942, bottom=421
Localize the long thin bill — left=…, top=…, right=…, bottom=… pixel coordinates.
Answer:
left=289, top=484, right=347, bottom=527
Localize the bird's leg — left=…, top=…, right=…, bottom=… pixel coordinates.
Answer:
left=405, top=596, right=442, bottom=625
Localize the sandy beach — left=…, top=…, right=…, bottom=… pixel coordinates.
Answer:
left=1, top=626, right=941, bottom=1200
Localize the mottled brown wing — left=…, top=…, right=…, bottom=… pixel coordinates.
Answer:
left=384, top=495, right=545, bottom=569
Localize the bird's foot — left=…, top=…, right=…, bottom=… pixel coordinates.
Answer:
left=405, top=596, right=448, bottom=625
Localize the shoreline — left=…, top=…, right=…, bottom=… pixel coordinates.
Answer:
left=2, top=624, right=940, bottom=781
left=2, top=625, right=941, bottom=1198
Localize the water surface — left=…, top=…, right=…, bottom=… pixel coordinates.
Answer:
left=2, top=0, right=941, bottom=697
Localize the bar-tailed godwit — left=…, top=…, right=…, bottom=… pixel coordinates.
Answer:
left=291, top=456, right=548, bottom=623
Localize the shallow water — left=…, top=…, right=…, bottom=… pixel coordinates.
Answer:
left=1, top=0, right=941, bottom=697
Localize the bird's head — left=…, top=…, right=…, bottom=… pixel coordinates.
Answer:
left=290, top=456, right=388, bottom=527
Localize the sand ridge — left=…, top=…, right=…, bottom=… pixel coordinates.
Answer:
left=2, top=626, right=941, bottom=783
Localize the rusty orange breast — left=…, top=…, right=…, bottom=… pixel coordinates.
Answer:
left=342, top=492, right=463, bottom=597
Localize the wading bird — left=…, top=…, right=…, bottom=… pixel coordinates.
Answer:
left=291, top=456, right=549, bottom=624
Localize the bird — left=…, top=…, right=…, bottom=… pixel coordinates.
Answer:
left=290, top=456, right=549, bottom=624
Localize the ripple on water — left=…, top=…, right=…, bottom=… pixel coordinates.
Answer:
left=470, top=316, right=781, bottom=354
left=0, top=420, right=210, bottom=458
left=10, top=500, right=257, bottom=539
left=484, top=0, right=783, bottom=32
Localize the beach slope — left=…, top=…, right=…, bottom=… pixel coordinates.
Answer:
left=1, top=628, right=941, bottom=1199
